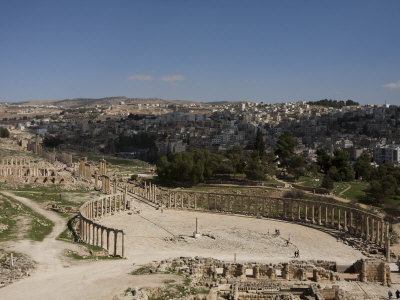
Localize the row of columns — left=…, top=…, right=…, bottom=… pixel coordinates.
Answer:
left=79, top=193, right=128, bottom=257
left=79, top=218, right=124, bottom=257
left=144, top=181, right=157, bottom=202
left=1, top=158, right=30, bottom=166
left=0, top=166, right=53, bottom=177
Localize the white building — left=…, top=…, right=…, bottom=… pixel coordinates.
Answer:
left=374, top=144, right=400, bottom=165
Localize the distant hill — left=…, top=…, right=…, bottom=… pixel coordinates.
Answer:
left=8, top=97, right=201, bottom=108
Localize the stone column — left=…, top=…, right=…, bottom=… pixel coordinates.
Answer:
left=297, top=202, right=301, bottom=220
left=107, top=230, right=110, bottom=251
left=311, top=204, right=315, bottom=223
left=376, top=219, right=380, bottom=244
left=101, top=227, right=104, bottom=248
left=121, top=232, right=125, bottom=258
left=350, top=211, right=353, bottom=233
left=305, top=203, right=308, bottom=221
left=344, top=210, right=347, bottom=231
left=325, top=206, right=328, bottom=225
left=318, top=205, right=322, bottom=225
left=337, top=209, right=341, bottom=230
left=92, top=223, right=95, bottom=244
left=386, top=223, right=390, bottom=262
left=366, top=216, right=370, bottom=241
left=360, top=214, right=365, bottom=238
left=371, top=218, right=375, bottom=242
left=331, top=207, right=335, bottom=227
left=291, top=201, right=294, bottom=220
left=114, top=230, right=118, bottom=256
left=88, top=222, right=92, bottom=244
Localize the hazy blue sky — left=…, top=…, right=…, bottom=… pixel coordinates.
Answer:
left=1, top=0, right=400, bottom=104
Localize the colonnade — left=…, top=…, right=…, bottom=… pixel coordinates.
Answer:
left=78, top=193, right=128, bottom=257
left=0, top=158, right=54, bottom=178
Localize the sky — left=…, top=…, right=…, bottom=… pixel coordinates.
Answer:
left=0, top=0, right=400, bottom=105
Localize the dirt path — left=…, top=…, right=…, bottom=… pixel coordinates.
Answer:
left=0, top=192, right=135, bottom=300
left=0, top=191, right=73, bottom=273
left=339, top=184, right=351, bottom=196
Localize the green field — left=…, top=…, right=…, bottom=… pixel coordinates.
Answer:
left=0, top=194, right=53, bottom=241
left=296, top=176, right=323, bottom=188
left=341, top=182, right=367, bottom=202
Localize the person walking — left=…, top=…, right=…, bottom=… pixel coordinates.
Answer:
left=389, top=290, right=393, bottom=299
left=395, top=289, right=400, bottom=299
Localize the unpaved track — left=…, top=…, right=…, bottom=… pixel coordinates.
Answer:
left=0, top=192, right=134, bottom=300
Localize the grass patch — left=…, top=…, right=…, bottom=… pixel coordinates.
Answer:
left=131, top=266, right=153, bottom=275
left=332, top=182, right=350, bottom=196
left=297, top=176, right=323, bottom=188
left=147, top=275, right=209, bottom=300
left=57, top=226, right=73, bottom=241
left=341, top=182, right=367, bottom=202
left=0, top=195, right=54, bottom=241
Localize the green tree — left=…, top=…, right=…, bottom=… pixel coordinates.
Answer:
left=354, top=153, right=372, bottom=180
left=254, top=128, right=265, bottom=157
left=264, top=151, right=277, bottom=176
left=331, top=149, right=354, bottom=181
left=316, top=148, right=331, bottom=174
left=321, top=175, right=334, bottom=190
left=244, top=151, right=266, bottom=180
left=225, top=146, right=244, bottom=173
left=274, top=131, right=297, bottom=169
left=42, top=135, right=62, bottom=148
left=0, top=127, right=10, bottom=138
left=287, top=155, right=307, bottom=180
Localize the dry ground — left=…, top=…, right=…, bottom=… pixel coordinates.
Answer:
left=100, top=200, right=366, bottom=265
left=0, top=193, right=398, bottom=300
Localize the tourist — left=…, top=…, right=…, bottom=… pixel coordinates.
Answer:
left=389, top=290, right=393, bottom=299
left=396, top=290, right=400, bottom=299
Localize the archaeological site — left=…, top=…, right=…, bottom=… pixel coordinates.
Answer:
left=0, top=129, right=399, bottom=300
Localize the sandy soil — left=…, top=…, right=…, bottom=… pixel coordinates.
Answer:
left=0, top=192, right=394, bottom=300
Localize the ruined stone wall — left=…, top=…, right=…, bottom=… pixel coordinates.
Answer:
left=57, top=152, right=73, bottom=166
left=352, top=259, right=391, bottom=286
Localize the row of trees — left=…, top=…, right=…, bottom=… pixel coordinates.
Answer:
left=156, top=129, right=304, bottom=184
left=156, top=147, right=245, bottom=184
left=307, top=99, right=359, bottom=108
